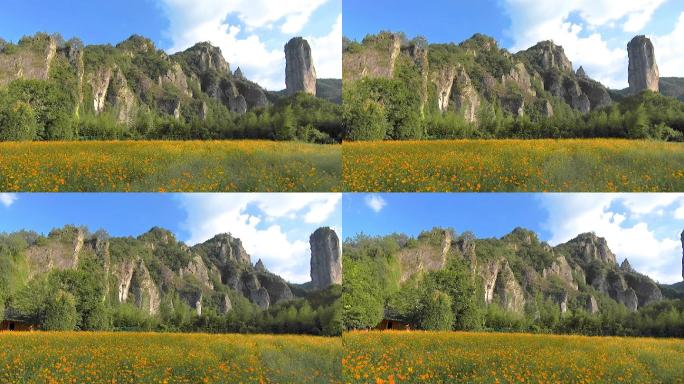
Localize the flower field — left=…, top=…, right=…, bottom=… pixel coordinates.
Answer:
left=342, top=331, right=684, bottom=384
left=0, top=332, right=341, bottom=384
left=0, top=141, right=341, bottom=192
left=342, top=139, right=684, bottom=192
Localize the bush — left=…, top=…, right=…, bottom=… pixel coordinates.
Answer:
left=419, top=290, right=454, bottom=330
left=0, top=100, right=38, bottom=141
left=42, top=290, right=79, bottom=331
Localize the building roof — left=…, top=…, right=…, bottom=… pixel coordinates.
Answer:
left=3, top=308, right=37, bottom=323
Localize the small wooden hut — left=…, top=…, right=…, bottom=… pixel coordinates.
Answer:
left=1, top=309, right=38, bottom=331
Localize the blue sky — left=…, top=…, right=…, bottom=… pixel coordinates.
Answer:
left=0, top=193, right=342, bottom=283
left=343, top=0, right=513, bottom=46
left=0, top=0, right=342, bottom=90
left=344, top=193, right=684, bottom=284
left=344, top=0, right=684, bottom=89
left=0, top=0, right=170, bottom=47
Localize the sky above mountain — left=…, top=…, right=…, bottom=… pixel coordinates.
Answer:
left=344, top=0, right=684, bottom=89
left=343, top=193, right=684, bottom=284
left=0, top=0, right=341, bottom=90
left=0, top=193, right=342, bottom=284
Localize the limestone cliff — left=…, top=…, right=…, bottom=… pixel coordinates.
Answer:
left=9, top=225, right=333, bottom=316
left=0, top=32, right=338, bottom=128
left=389, top=227, right=664, bottom=315
left=343, top=32, right=620, bottom=125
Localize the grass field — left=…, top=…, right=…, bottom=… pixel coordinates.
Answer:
left=342, top=139, right=684, bottom=192
left=342, top=331, right=684, bottom=384
left=0, top=141, right=341, bottom=192
left=0, top=332, right=341, bottom=384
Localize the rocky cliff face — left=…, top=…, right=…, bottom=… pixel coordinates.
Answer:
left=394, top=228, right=664, bottom=315
left=681, top=230, right=684, bottom=281
left=13, top=226, right=332, bottom=316
left=310, top=227, right=342, bottom=290
left=628, top=35, right=659, bottom=94
left=343, top=32, right=625, bottom=124
left=0, top=33, right=336, bottom=126
left=285, top=37, right=317, bottom=96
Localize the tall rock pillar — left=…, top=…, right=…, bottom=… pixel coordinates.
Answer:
left=627, top=35, right=659, bottom=94
left=285, top=37, right=317, bottom=96
left=310, top=227, right=341, bottom=290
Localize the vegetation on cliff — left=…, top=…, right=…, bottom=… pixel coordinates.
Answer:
left=0, top=33, right=342, bottom=143
left=342, top=32, right=684, bottom=142
left=342, top=228, right=684, bottom=337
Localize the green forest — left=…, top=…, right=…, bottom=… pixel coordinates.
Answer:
left=342, top=230, right=684, bottom=338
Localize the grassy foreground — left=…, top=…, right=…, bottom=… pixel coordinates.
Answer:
left=0, top=141, right=341, bottom=192
left=342, top=331, right=684, bottom=384
left=342, top=139, right=684, bottom=192
left=0, top=332, right=341, bottom=384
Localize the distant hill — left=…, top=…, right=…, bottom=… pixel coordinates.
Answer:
left=316, top=78, right=342, bottom=104
left=660, top=77, right=684, bottom=101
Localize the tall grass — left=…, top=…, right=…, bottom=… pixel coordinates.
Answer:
left=0, top=141, right=341, bottom=192
left=343, top=139, right=684, bottom=192
left=0, top=332, right=342, bottom=384
left=343, top=331, right=684, bottom=383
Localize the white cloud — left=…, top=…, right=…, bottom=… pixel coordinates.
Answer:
left=652, top=12, right=684, bottom=80
left=502, top=0, right=673, bottom=88
left=157, top=0, right=340, bottom=90
left=364, top=194, right=387, bottom=213
left=307, top=14, right=342, bottom=80
left=0, top=193, right=17, bottom=207
left=177, top=193, right=341, bottom=283
left=539, top=193, right=684, bottom=284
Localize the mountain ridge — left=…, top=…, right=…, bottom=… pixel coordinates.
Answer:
left=342, top=31, right=684, bottom=141
left=343, top=226, right=679, bottom=332
left=0, top=225, right=342, bottom=329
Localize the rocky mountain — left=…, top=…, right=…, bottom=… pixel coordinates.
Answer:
left=343, top=32, right=679, bottom=123
left=365, top=227, right=666, bottom=315
left=0, top=33, right=340, bottom=128
left=2, top=225, right=341, bottom=317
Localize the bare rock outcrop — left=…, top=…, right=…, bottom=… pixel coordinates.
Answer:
left=310, top=227, right=342, bottom=290
left=525, top=40, right=573, bottom=73
left=628, top=35, right=659, bottom=94
left=452, top=66, right=480, bottom=123
left=586, top=295, right=599, bottom=314
left=285, top=37, right=316, bottom=96
left=495, top=261, right=526, bottom=313
left=343, top=32, right=402, bottom=83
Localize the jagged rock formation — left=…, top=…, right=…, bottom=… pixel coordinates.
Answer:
left=681, top=230, right=684, bottom=281
left=628, top=35, right=659, bottom=94
left=310, top=227, right=342, bottom=290
left=7, top=225, right=332, bottom=316
left=285, top=37, right=317, bottom=96
left=382, top=227, right=665, bottom=315
left=0, top=32, right=339, bottom=127
left=343, top=32, right=619, bottom=123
